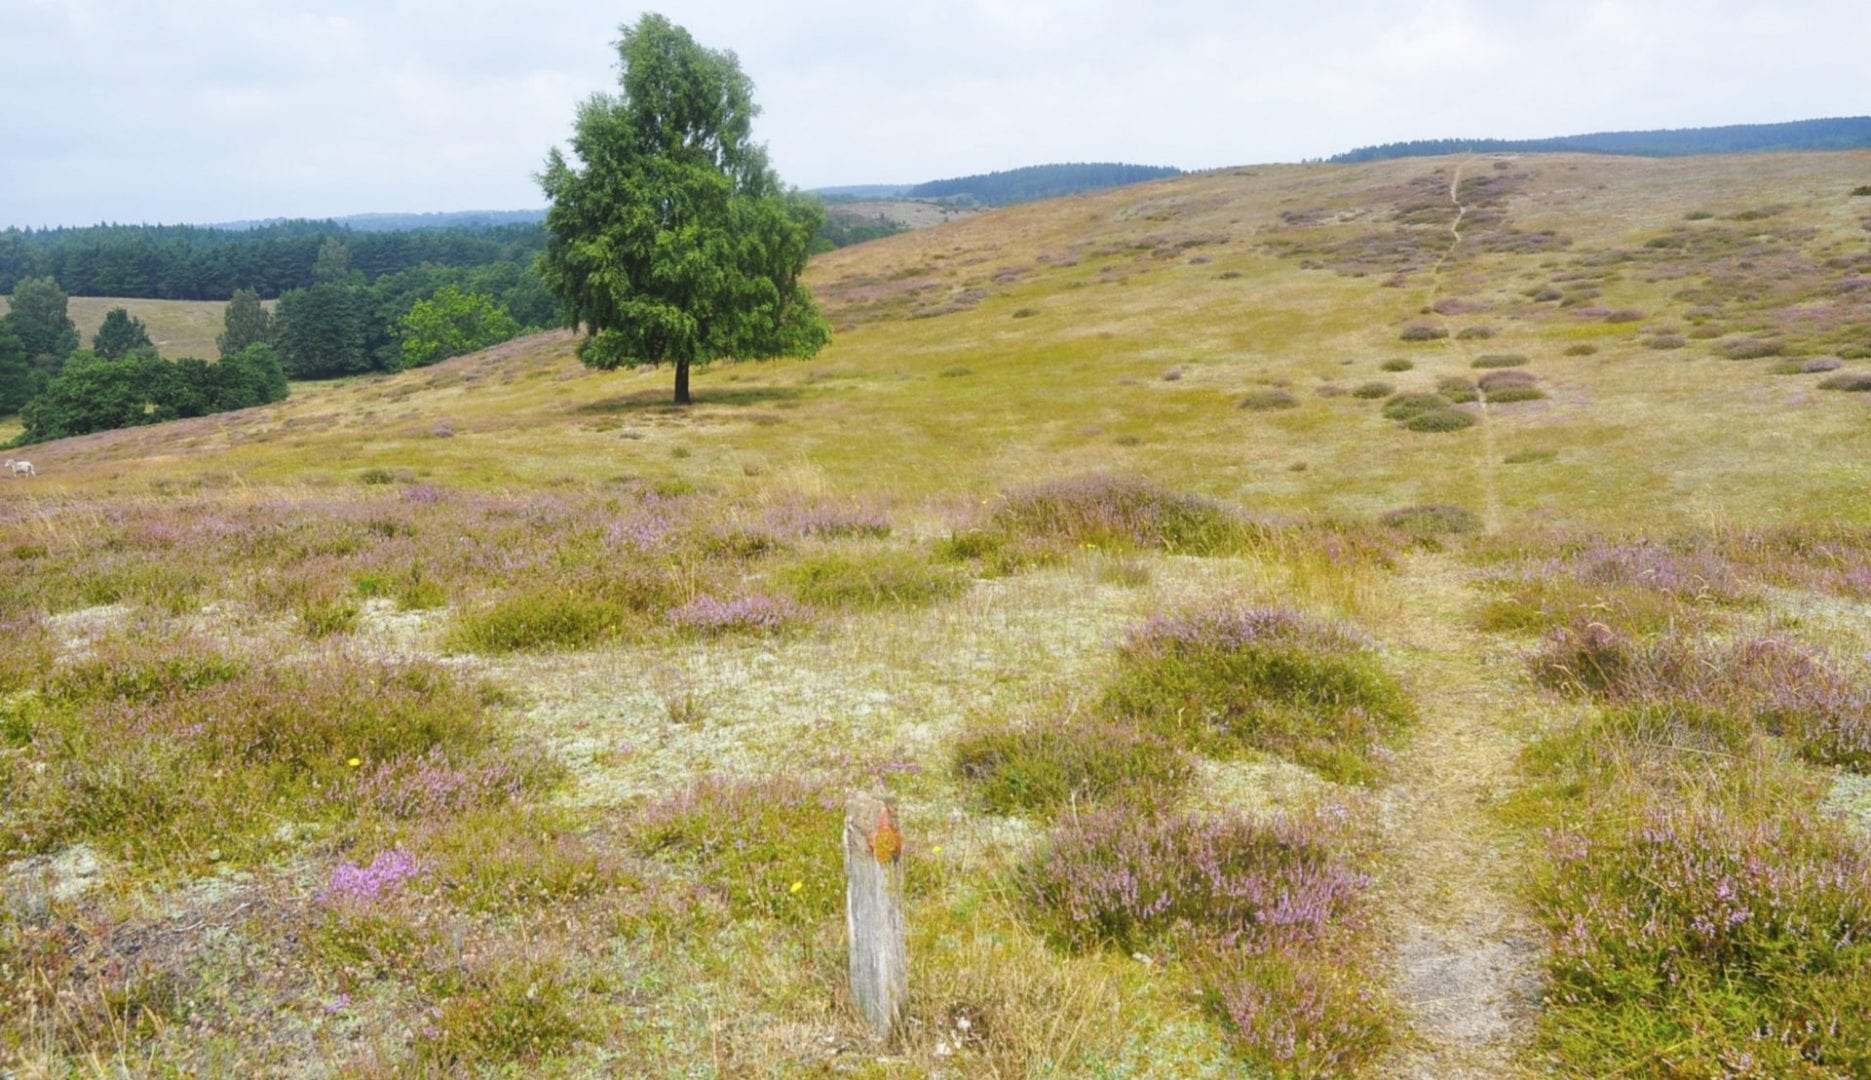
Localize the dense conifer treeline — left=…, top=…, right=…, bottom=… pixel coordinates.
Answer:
left=1330, top=116, right=1871, bottom=163
left=905, top=163, right=1183, bottom=206
left=0, top=220, right=547, bottom=300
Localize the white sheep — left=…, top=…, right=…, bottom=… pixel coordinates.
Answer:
left=4, top=459, right=36, bottom=478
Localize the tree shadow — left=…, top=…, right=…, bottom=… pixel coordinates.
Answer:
left=575, top=385, right=806, bottom=415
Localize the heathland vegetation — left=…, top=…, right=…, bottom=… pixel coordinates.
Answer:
left=6, top=37, right=1871, bottom=1076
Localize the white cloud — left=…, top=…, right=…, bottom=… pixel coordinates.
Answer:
left=0, top=0, right=1867, bottom=225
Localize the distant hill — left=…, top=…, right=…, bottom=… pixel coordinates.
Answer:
left=1331, top=116, right=1871, bottom=164
left=904, top=163, right=1182, bottom=207
left=809, top=185, right=913, bottom=201
left=210, top=209, right=547, bottom=232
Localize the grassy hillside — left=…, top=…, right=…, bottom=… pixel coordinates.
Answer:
left=6, top=153, right=1871, bottom=1076
left=0, top=295, right=246, bottom=360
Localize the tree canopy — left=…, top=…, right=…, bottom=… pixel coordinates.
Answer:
left=218, top=288, right=273, bottom=358
left=7, top=276, right=79, bottom=370
left=537, top=13, right=829, bottom=404
left=92, top=307, right=155, bottom=360
left=398, top=286, right=520, bottom=369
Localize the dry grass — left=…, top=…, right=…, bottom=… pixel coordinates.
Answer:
left=9, top=150, right=1871, bottom=1074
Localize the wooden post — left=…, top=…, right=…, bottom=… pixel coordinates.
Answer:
left=844, top=790, right=907, bottom=1044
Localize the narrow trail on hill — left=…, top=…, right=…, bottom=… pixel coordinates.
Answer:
left=1423, top=158, right=1504, bottom=534
left=1378, top=159, right=1537, bottom=1076
left=1380, top=553, right=1540, bottom=1077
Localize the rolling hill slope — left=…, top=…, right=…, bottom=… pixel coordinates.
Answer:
left=8, top=152, right=1871, bottom=1077
left=26, top=150, right=1871, bottom=532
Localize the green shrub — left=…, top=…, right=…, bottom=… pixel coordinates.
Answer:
left=1379, top=392, right=1449, bottom=421
left=1378, top=358, right=1413, bottom=372
left=359, top=468, right=396, bottom=485
left=953, top=719, right=1190, bottom=816
left=1350, top=381, right=1394, bottom=399
left=1533, top=804, right=1871, bottom=1077
left=1406, top=408, right=1474, bottom=432
left=1485, top=385, right=1547, bottom=403
left=1380, top=504, right=1480, bottom=537
left=965, top=475, right=1261, bottom=558
left=1239, top=389, right=1299, bottom=412
left=776, top=547, right=967, bottom=609
left=1098, top=608, right=1412, bottom=784
left=1472, top=354, right=1528, bottom=369
left=7, top=649, right=518, bottom=867
left=420, top=957, right=592, bottom=1068
left=1399, top=323, right=1447, bottom=342
left=627, top=775, right=844, bottom=924
left=1503, top=449, right=1556, bottom=464
left=1818, top=372, right=1871, bottom=392
left=1563, top=344, right=1598, bottom=356
left=446, top=589, right=631, bottom=653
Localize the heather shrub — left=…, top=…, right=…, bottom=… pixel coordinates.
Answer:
left=776, top=548, right=966, bottom=609
left=414, top=806, right=628, bottom=914
left=667, top=592, right=803, bottom=634
left=1021, top=803, right=1394, bottom=1071
left=1644, top=334, right=1686, bottom=350
left=1239, top=389, right=1299, bottom=412
left=1021, top=803, right=1370, bottom=953
left=6, top=650, right=519, bottom=866
left=1471, top=353, right=1527, bottom=369
left=1529, top=620, right=1871, bottom=770
left=967, top=474, right=1260, bottom=557
left=952, top=718, right=1190, bottom=816
left=418, top=955, right=593, bottom=1069
left=1198, top=944, right=1396, bottom=1078
left=1349, top=380, right=1394, bottom=399
left=1722, top=338, right=1783, bottom=360
left=445, top=588, right=631, bottom=653
left=1398, top=323, right=1446, bottom=342
left=1454, top=325, right=1496, bottom=340
left=1436, top=376, right=1478, bottom=402
left=1477, top=369, right=1537, bottom=393
left=1801, top=357, right=1843, bottom=373
left=1379, top=392, right=1449, bottom=421
left=1379, top=504, right=1480, bottom=537
left=763, top=500, right=891, bottom=539
left=627, top=774, right=844, bottom=924
left=1404, top=408, right=1475, bottom=432
left=1099, top=608, right=1410, bottom=784
left=1533, top=806, right=1871, bottom=1076
left=1378, top=358, right=1413, bottom=372
left=1817, top=372, right=1871, bottom=392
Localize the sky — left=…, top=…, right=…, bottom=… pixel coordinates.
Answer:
left=2, top=0, right=1867, bottom=228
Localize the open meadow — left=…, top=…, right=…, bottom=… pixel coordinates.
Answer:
left=6, top=151, right=1871, bottom=1076
left=0, top=296, right=245, bottom=364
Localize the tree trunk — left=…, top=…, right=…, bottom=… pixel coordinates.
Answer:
left=674, top=358, right=691, bottom=405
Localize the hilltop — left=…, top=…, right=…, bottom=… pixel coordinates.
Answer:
left=7, top=151, right=1871, bottom=1076
left=1333, top=114, right=1871, bottom=163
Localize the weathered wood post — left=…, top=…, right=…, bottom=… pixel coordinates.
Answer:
left=844, top=790, right=907, bottom=1043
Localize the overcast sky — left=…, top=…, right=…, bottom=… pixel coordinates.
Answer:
left=2, top=0, right=1866, bottom=227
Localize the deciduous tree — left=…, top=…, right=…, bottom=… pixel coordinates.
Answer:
left=6, top=276, right=79, bottom=373
left=397, top=286, right=520, bottom=368
left=537, top=13, right=829, bottom=405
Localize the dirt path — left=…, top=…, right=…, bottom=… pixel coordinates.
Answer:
left=1378, top=553, right=1541, bottom=1076
left=1375, top=158, right=1539, bottom=1074
left=1422, top=158, right=1504, bottom=534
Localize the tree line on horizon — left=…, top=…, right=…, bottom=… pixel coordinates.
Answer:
left=1329, top=115, right=1871, bottom=164
left=905, top=162, right=1184, bottom=207
left=0, top=219, right=548, bottom=301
